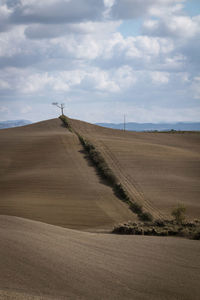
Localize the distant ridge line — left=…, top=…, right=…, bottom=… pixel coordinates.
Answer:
left=95, top=122, right=200, bottom=132
left=0, top=120, right=32, bottom=129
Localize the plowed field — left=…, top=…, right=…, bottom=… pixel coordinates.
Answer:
left=0, top=216, right=199, bottom=300
left=70, top=118, right=200, bottom=220
left=0, top=118, right=135, bottom=230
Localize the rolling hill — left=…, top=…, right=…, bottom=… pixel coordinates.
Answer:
left=1, top=116, right=200, bottom=225
left=70, top=117, right=200, bottom=220
left=0, top=117, right=200, bottom=299
left=0, top=118, right=135, bottom=230
left=0, top=215, right=200, bottom=300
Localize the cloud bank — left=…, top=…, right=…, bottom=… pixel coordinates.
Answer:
left=0, top=0, right=199, bottom=123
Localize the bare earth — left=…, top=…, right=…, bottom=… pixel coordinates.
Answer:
left=70, top=118, right=200, bottom=219
left=0, top=118, right=200, bottom=299
left=0, top=215, right=200, bottom=300
left=0, top=118, right=135, bottom=230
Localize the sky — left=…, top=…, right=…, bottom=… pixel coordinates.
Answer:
left=0, top=0, right=200, bottom=123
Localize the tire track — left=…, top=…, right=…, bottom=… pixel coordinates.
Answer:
left=95, top=139, right=166, bottom=220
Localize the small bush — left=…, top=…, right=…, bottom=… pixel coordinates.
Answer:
left=171, top=204, right=186, bottom=224
left=139, top=212, right=153, bottom=222
left=129, top=202, right=143, bottom=214
left=168, top=229, right=178, bottom=236
left=193, top=231, right=200, bottom=240
left=78, top=135, right=118, bottom=186
left=154, top=219, right=165, bottom=227
left=60, top=115, right=72, bottom=132
left=114, top=184, right=129, bottom=201
left=159, top=230, right=168, bottom=236
left=113, top=218, right=200, bottom=239
left=113, top=225, right=132, bottom=234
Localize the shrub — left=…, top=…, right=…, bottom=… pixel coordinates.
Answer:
left=154, top=219, right=165, bottom=227
left=193, top=231, right=200, bottom=240
left=171, top=204, right=186, bottom=224
left=59, top=115, right=72, bottom=132
left=113, top=225, right=132, bottom=234
left=129, top=202, right=143, bottom=214
left=78, top=135, right=118, bottom=186
left=114, top=184, right=129, bottom=202
left=113, top=218, right=200, bottom=239
left=139, top=212, right=153, bottom=222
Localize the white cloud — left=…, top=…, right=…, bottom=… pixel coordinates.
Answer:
left=180, top=72, right=190, bottom=83
left=0, top=105, right=9, bottom=113
left=25, top=21, right=121, bottom=39
left=21, top=105, right=32, bottom=113
left=0, top=26, right=25, bottom=57
left=87, top=66, right=137, bottom=92
left=143, top=15, right=200, bottom=38
left=1, top=65, right=138, bottom=96
left=191, top=76, right=200, bottom=99
left=0, top=0, right=199, bottom=124
left=20, top=73, right=51, bottom=93
left=104, top=0, right=115, bottom=8
left=110, top=0, right=185, bottom=19
left=0, top=79, right=10, bottom=89
left=0, top=4, right=12, bottom=32
left=151, top=71, right=170, bottom=84
left=10, top=0, right=105, bottom=26
left=148, top=1, right=184, bottom=18
left=114, top=65, right=137, bottom=88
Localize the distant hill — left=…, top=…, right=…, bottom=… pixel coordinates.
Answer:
left=95, top=122, right=200, bottom=131
left=0, top=120, right=32, bottom=129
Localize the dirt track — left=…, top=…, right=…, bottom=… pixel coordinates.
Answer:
left=0, top=118, right=135, bottom=230
left=70, top=118, right=200, bottom=219
left=0, top=215, right=200, bottom=300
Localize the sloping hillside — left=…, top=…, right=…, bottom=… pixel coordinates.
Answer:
left=1, top=118, right=200, bottom=300
left=70, top=117, right=200, bottom=220
left=1, top=116, right=199, bottom=227
left=0, top=216, right=199, bottom=300
left=0, top=118, right=135, bottom=230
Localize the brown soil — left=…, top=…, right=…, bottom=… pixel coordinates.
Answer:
left=0, top=118, right=135, bottom=230
left=70, top=118, right=200, bottom=220
left=0, top=118, right=200, bottom=300
left=0, top=215, right=200, bottom=300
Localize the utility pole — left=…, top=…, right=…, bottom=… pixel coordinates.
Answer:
left=124, top=114, right=126, bottom=132
left=52, top=102, right=65, bottom=115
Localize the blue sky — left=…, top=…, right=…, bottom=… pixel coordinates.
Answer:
left=119, top=19, right=143, bottom=37
left=0, top=0, right=200, bottom=123
left=185, top=0, right=200, bottom=16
